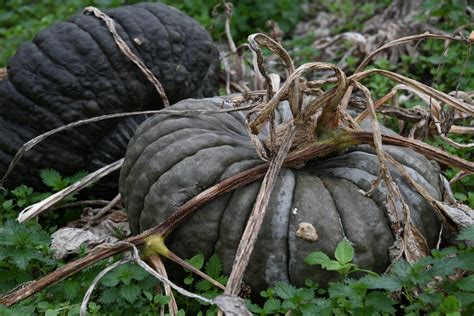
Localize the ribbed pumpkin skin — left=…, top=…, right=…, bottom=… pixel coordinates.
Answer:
left=120, top=98, right=442, bottom=291
left=0, top=3, right=218, bottom=190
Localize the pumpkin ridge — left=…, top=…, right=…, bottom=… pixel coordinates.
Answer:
left=126, top=104, right=249, bottom=154
left=1, top=80, right=58, bottom=130
left=321, top=176, right=393, bottom=272
left=261, top=169, right=294, bottom=287
left=213, top=160, right=264, bottom=259
left=314, top=161, right=440, bottom=245
left=287, top=173, right=342, bottom=286
left=121, top=106, right=257, bottom=226
left=318, top=176, right=349, bottom=241
left=314, top=167, right=396, bottom=240
left=213, top=190, right=237, bottom=257
left=314, top=151, right=440, bottom=199
left=349, top=144, right=442, bottom=189
left=70, top=20, right=127, bottom=97
left=8, top=55, right=67, bottom=131
left=124, top=126, right=254, bottom=186
left=139, top=144, right=257, bottom=231
left=35, top=24, right=94, bottom=104
left=127, top=139, right=250, bottom=232
left=129, top=130, right=255, bottom=190
left=32, top=24, right=113, bottom=132
left=88, top=116, right=144, bottom=169
left=283, top=169, right=297, bottom=286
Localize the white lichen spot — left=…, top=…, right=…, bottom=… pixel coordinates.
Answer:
left=133, top=37, right=143, bottom=45
left=296, top=222, right=318, bottom=242
left=292, top=207, right=298, bottom=215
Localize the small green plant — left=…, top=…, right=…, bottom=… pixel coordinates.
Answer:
left=179, top=253, right=229, bottom=315
left=246, top=224, right=474, bottom=315
left=38, top=169, right=88, bottom=202
left=304, top=238, right=378, bottom=278
left=0, top=220, right=56, bottom=295
left=322, top=0, right=392, bottom=34
left=0, top=169, right=87, bottom=227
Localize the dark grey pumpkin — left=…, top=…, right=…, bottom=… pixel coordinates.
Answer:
left=0, top=2, right=219, bottom=192
left=120, top=97, right=443, bottom=292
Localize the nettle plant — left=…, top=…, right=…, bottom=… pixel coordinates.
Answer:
left=247, top=224, right=474, bottom=315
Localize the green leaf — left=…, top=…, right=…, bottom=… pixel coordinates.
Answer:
left=335, top=239, right=354, bottom=264
left=205, top=254, right=223, bottom=278
left=457, top=252, right=474, bottom=271
left=45, top=309, right=58, bottom=316
left=184, top=276, right=194, bottom=285
left=304, top=252, right=331, bottom=266
left=11, top=248, right=36, bottom=270
left=99, top=287, right=119, bottom=305
left=454, top=192, right=467, bottom=201
left=154, top=294, right=170, bottom=305
left=454, top=292, right=474, bottom=306
left=2, top=199, right=13, bottom=210
left=457, top=224, right=474, bottom=241
left=196, top=280, right=212, bottom=292
left=440, top=295, right=461, bottom=314
left=88, top=302, right=100, bottom=313
left=273, top=282, right=298, bottom=300
left=263, top=298, right=281, bottom=313
left=325, top=261, right=345, bottom=271
left=364, top=275, right=402, bottom=291
left=63, top=279, right=81, bottom=301
left=128, top=264, right=148, bottom=281
left=119, top=283, right=141, bottom=304
left=456, top=275, right=474, bottom=292
left=245, top=299, right=263, bottom=314
left=364, top=291, right=396, bottom=314
left=418, top=292, right=443, bottom=305
left=301, top=298, right=332, bottom=316
left=68, top=170, right=88, bottom=184
left=143, top=290, right=153, bottom=301
left=101, top=273, right=120, bottom=287
left=187, top=254, right=205, bottom=270
left=40, top=169, right=63, bottom=190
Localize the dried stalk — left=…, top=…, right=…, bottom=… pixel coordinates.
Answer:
left=167, top=251, right=225, bottom=290
left=83, top=7, right=169, bottom=106
left=88, top=193, right=122, bottom=224
left=147, top=254, right=178, bottom=316
left=225, top=124, right=296, bottom=295
left=355, top=33, right=465, bottom=73
left=355, top=90, right=398, bottom=123
left=248, top=33, right=300, bottom=115
left=354, top=81, right=429, bottom=262
left=385, top=154, right=473, bottom=229
left=350, top=69, right=474, bottom=116
left=450, top=125, right=474, bottom=134
left=250, top=62, right=346, bottom=133
left=17, top=159, right=124, bottom=222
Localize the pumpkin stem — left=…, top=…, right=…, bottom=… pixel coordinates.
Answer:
left=143, top=235, right=170, bottom=258
left=143, top=235, right=226, bottom=291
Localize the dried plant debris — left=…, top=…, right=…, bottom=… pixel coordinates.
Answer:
left=51, top=227, right=118, bottom=260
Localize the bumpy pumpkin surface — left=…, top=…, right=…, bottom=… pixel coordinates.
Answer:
left=120, top=98, right=443, bottom=292
left=0, top=2, right=218, bottom=190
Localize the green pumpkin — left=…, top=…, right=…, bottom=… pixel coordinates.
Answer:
left=119, top=97, right=442, bottom=292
